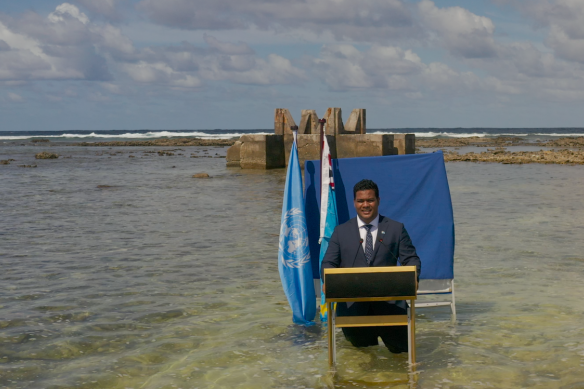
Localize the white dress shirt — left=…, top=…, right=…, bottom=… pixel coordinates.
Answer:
left=357, top=214, right=379, bottom=251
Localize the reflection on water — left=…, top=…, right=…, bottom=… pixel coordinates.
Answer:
left=1, top=144, right=584, bottom=388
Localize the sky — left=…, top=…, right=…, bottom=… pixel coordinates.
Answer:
left=1, top=0, right=584, bottom=131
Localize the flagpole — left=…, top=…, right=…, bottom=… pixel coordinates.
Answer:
left=318, top=119, right=326, bottom=205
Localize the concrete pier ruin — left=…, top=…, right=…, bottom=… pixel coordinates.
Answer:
left=226, top=108, right=415, bottom=169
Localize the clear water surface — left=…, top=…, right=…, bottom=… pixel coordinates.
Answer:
left=1, top=142, right=584, bottom=388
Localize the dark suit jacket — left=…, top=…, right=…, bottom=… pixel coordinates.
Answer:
left=321, top=215, right=421, bottom=315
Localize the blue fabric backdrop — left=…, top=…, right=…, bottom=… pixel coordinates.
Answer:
left=304, top=151, right=454, bottom=280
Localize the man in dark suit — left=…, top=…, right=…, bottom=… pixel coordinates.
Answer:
left=321, top=179, right=421, bottom=353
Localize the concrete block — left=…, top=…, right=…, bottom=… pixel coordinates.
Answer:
left=226, top=141, right=242, bottom=167
left=274, top=109, right=297, bottom=135
left=393, top=134, right=415, bottom=154
left=284, top=135, right=337, bottom=168
left=343, top=109, right=366, bottom=134
left=240, top=135, right=285, bottom=169
left=298, top=109, right=319, bottom=134
left=323, top=107, right=344, bottom=135
left=336, top=134, right=397, bottom=159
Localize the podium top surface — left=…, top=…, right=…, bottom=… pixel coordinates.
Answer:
left=324, top=266, right=417, bottom=302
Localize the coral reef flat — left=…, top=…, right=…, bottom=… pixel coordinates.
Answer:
left=54, top=136, right=584, bottom=165
left=1, top=138, right=584, bottom=388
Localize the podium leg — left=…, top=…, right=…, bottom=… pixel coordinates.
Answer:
left=327, top=302, right=335, bottom=368
left=410, top=299, right=416, bottom=365
left=332, top=305, right=336, bottom=366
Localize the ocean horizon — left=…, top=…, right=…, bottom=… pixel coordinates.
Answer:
left=2, top=127, right=584, bottom=141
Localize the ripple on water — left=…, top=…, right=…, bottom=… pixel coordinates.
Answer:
left=1, top=146, right=584, bottom=388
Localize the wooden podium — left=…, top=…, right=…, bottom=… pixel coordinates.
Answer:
left=324, top=266, right=418, bottom=367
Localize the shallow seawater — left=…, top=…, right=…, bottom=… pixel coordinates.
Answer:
left=1, top=143, right=584, bottom=389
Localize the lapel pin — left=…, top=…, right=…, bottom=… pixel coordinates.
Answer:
left=379, top=239, right=383, bottom=243
left=381, top=231, right=385, bottom=235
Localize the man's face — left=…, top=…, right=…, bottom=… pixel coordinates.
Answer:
left=354, top=189, right=380, bottom=224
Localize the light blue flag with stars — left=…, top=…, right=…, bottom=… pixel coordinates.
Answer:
left=278, top=133, right=316, bottom=326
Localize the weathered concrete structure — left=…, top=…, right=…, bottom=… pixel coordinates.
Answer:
left=226, top=108, right=415, bottom=169
left=343, top=109, right=366, bottom=134
left=283, top=135, right=337, bottom=168
left=226, top=141, right=242, bottom=167
left=298, top=110, right=319, bottom=134
left=274, top=109, right=297, bottom=135
left=239, top=135, right=285, bottom=169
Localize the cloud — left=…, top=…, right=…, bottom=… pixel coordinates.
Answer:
left=307, top=39, right=584, bottom=101
left=3, top=0, right=584, bottom=112
left=101, top=82, right=122, bottom=94
left=116, top=36, right=305, bottom=87
left=418, top=0, right=498, bottom=58
left=74, top=0, right=125, bottom=22
left=8, top=92, right=24, bottom=102
left=136, top=0, right=422, bottom=42
left=311, top=44, right=423, bottom=90
left=48, top=3, right=90, bottom=24
left=497, top=0, right=584, bottom=63
left=121, top=60, right=203, bottom=88
left=308, top=42, right=505, bottom=97
left=0, top=4, right=113, bottom=81
left=531, top=0, right=584, bottom=63
left=203, top=34, right=254, bottom=55
left=202, top=52, right=305, bottom=85
left=0, top=3, right=306, bottom=91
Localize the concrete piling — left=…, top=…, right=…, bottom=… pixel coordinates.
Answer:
left=274, top=109, right=297, bottom=135
left=239, top=135, right=285, bottom=169
left=343, top=109, right=366, bottom=134
left=226, top=108, right=415, bottom=169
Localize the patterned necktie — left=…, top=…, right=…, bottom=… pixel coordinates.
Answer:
left=364, top=224, right=374, bottom=265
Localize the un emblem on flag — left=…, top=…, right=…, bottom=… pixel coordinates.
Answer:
left=279, top=208, right=311, bottom=268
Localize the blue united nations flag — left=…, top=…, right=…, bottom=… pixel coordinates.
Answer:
left=278, top=133, right=316, bottom=326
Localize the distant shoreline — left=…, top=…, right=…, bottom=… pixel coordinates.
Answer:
left=54, top=135, right=584, bottom=149
left=2, top=136, right=583, bottom=165
left=71, top=135, right=584, bottom=165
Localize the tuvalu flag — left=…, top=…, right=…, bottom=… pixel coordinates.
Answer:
left=278, top=131, right=316, bottom=325
left=318, top=135, right=338, bottom=321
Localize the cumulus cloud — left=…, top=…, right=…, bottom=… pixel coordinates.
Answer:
left=8, top=92, right=25, bottom=102
left=521, top=0, right=584, bottom=63
left=418, top=0, right=497, bottom=58
left=0, top=3, right=305, bottom=90
left=308, top=43, right=515, bottom=97
left=493, top=0, right=584, bottom=63
left=136, top=0, right=422, bottom=42
left=203, top=34, right=254, bottom=55
left=118, top=36, right=305, bottom=87
left=0, top=4, right=112, bottom=81
left=48, top=3, right=90, bottom=24
left=122, top=61, right=202, bottom=87
left=201, top=52, right=305, bottom=85
left=3, top=0, right=584, bottom=109
left=74, top=0, right=125, bottom=21
left=307, top=38, right=584, bottom=102
left=311, top=44, right=423, bottom=90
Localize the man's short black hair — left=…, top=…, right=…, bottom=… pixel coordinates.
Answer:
left=353, top=179, right=379, bottom=199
